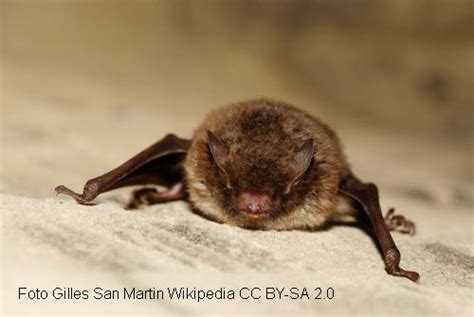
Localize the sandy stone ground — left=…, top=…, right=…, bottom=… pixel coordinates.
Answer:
left=1, top=1, right=473, bottom=316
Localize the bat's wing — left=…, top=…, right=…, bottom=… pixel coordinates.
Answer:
left=55, top=134, right=192, bottom=204
left=339, top=174, right=420, bottom=282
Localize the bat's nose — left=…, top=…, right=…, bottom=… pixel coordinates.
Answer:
left=239, top=192, right=271, bottom=218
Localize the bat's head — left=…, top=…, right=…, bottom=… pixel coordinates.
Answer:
left=205, top=131, right=315, bottom=227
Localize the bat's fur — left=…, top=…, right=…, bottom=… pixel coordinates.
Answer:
left=185, top=98, right=355, bottom=230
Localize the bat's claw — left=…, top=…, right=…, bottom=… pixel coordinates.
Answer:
left=384, top=208, right=416, bottom=236
left=127, top=188, right=158, bottom=209
left=126, top=183, right=188, bottom=209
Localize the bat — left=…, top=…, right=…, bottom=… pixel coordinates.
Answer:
left=55, top=98, right=419, bottom=282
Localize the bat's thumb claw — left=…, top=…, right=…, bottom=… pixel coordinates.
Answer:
left=412, top=272, right=421, bottom=283
left=55, top=185, right=67, bottom=195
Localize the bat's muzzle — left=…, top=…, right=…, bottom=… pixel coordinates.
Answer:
left=238, top=192, right=272, bottom=218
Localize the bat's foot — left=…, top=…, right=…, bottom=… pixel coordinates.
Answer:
left=126, top=183, right=188, bottom=209
left=127, top=188, right=160, bottom=209
left=384, top=208, right=416, bottom=236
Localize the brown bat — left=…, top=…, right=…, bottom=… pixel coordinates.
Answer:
left=55, top=98, right=419, bottom=282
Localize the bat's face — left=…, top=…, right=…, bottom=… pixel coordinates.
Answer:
left=206, top=131, right=314, bottom=226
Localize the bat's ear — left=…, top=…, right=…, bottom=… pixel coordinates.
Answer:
left=293, top=139, right=314, bottom=176
left=207, top=131, right=229, bottom=169
left=284, top=139, right=315, bottom=194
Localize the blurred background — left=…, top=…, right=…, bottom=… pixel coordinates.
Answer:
left=1, top=0, right=473, bottom=200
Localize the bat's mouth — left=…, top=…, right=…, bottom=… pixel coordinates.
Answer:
left=241, top=209, right=271, bottom=219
